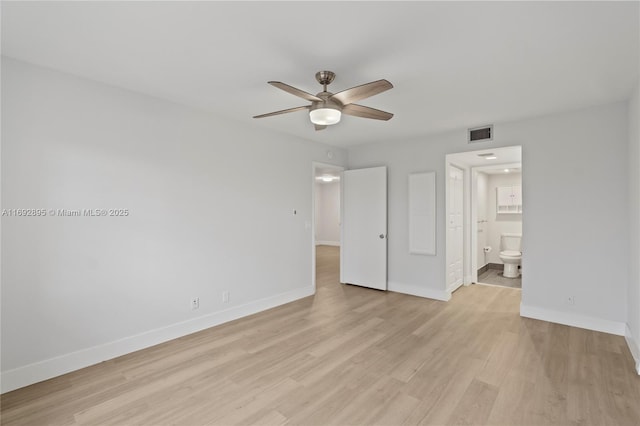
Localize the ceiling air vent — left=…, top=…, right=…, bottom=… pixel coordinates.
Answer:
left=468, top=125, right=493, bottom=143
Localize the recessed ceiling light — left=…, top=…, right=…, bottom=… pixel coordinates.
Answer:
left=478, top=153, right=497, bottom=160
left=504, top=169, right=510, bottom=173
left=316, top=175, right=339, bottom=182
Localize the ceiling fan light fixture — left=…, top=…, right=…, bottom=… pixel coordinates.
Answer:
left=254, top=71, right=393, bottom=130
left=310, top=107, right=341, bottom=126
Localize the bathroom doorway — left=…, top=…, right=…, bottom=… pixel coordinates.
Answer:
left=472, top=163, right=523, bottom=288
left=311, top=162, right=343, bottom=291
left=445, top=146, right=523, bottom=294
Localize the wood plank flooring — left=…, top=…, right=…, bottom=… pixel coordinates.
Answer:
left=2, top=245, right=639, bottom=425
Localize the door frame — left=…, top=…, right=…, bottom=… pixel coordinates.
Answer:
left=311, top=162, right=344, bottom=292
left=445, top=146, right=523, bottom=298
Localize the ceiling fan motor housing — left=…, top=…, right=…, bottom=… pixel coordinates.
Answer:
left=315, top=71, right=336, bottom=87
left=310, top=92, right=342, bottom=112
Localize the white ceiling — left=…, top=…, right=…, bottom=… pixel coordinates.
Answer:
left=2, top=2, right=638, bottom=148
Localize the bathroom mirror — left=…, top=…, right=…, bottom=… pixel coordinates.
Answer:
left=408, top=171, right=436, bottom=255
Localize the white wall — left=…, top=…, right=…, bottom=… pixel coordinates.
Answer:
left=314, top=181, right=340, bottom=246
left=476, top=172, right=488, bottom=268
left=628, top=80, right=640, bottom=373
left=486, top=172, right=522, bottom=265
left=0, top=58, right=347, bottom=392
left=349, top=101, right=629, bottom=333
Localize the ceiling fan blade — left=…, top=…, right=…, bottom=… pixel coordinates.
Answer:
left=269, top=81, right=322, bottom=102
left=330, top=79, right=393, bottom=105
left=253, top=105, right=310, bottom=119
left=314, top=124, right=327, bottom=131
left=342, top=104, right=394, bottom=121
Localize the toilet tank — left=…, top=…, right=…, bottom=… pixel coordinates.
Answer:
left=501, top=233, right=522, bottom=251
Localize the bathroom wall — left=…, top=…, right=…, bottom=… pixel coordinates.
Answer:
left=476, top=172, right=489, bottom=268
left=314, top=181, right=341, bottom=245
left=486, top=172, right=523, bottom=264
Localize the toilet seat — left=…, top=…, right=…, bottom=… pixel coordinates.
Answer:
left=500, top=250, right=521, bottom=257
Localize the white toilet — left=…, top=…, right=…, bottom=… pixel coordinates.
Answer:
left=499, top=233, right=522, bottom=278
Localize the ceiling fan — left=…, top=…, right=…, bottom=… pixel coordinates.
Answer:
left=253, top=71, right=394, bottom=131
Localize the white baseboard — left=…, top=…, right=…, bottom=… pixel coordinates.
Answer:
left=388, top=281, right=451, bottom=302
left=315, top=240, right=340, bottom=246
left=1, top=286, right=315, bottom=394
left=625, top=324, right=640, bottom=375
left=520, top=303, right=626, bottom=336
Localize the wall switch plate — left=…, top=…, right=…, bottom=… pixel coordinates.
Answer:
left=222, top=291, right=230, bottom=303
left=191, top=297, right=200, bottom=310
left=566, top=296, right=575, bottom=305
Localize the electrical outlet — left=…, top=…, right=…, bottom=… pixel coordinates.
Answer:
left=222, top=291, right=230, bottom=303
left=566, top=296, right=575, bottom=305
left=191, top=297, right=200, bottom=310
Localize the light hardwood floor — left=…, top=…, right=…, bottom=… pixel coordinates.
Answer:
left=2, top=245, right=639, bottom=425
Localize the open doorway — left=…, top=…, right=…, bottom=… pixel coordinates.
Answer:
left=445, top=146, right=523, bottom=295
left=472, top=163, right=522, bottom=288
left=312, top=163, right=343, bottom=291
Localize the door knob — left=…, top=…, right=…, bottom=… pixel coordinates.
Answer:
left=379, top=234, right=385, bottom=239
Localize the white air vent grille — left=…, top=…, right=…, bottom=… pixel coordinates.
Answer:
left=468, top=125, right=493, bottom=143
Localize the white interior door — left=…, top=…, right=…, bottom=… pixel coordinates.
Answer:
left=341, top=166, right=387, bottom=290
left=447, top=165, right=464, bottom=292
